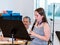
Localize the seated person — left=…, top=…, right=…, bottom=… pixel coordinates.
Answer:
left=23, top=16, right=31, bottom=33
left=16, top=16, right=31, bottom=45
left=23, top=16, right=32, bottom=45
left=16, top=16, right=31, bottom=40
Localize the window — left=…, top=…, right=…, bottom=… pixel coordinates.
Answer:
left=34, top=0, right=60, bottom=19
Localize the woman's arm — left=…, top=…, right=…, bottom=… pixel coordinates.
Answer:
left=30, top=23, right=50, bottom=41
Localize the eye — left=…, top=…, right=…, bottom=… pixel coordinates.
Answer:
left=35, top=15, right=38, bottom=17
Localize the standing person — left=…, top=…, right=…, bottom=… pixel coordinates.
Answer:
left=30, top=8, right=50, bottom=45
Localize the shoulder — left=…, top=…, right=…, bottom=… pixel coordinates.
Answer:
left=43, top=22, right=50, bottom=30
left=43, top=22, right=50, bottom=34
left=43, top=22, right=49, bottom=27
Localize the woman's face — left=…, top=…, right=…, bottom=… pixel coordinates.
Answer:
left=34, top=11, right=43, bottom=22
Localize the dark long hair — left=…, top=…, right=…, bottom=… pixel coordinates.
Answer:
left=31, top=8, right=48, bottom=31
left=35, top=8, right=48, bottom=23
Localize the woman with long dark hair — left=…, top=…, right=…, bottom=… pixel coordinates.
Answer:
left=30, top=8, right=50, bottom=45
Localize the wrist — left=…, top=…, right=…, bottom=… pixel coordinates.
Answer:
left=35, top=33, right=39, bottom=37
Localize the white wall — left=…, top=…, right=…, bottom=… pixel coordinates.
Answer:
left=0, top=0, right=34, bottom=22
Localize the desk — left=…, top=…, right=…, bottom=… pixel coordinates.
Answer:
left=0, top=40, right=26, bottom=44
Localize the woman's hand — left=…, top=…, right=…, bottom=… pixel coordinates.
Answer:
left=29, top=31, right=37, bottom=37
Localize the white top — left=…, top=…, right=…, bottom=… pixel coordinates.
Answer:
left=27, top=25, right=32, bottom=33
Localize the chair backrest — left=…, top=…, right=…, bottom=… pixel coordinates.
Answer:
left=48, top=39, right=52, bottom=45
left=56, top=31, right=60, bottom=41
